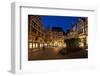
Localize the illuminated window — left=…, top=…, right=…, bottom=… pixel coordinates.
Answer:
left=35, top=43, right=38, bottom=48
left=33, top=43, right=35, bottom=48
left=29, top=43, right=32, bottom=49
left=44, top=43, right=47, bottom=47
left=80, top=42, right=84, bottom=47
left=63, top=44, right=66, bottom=47
left=40, top=44, right=43, bottom=47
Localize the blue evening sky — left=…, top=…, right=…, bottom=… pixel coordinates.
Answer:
left=41, top=15, right=81, bottom=32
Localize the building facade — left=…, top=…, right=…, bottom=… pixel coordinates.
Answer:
left=28, top=15, right=45, bottom=51
left=52, top=27, right=65, bottom=47
left=66, top=24, right=78, bottom=39
left=44, top=26, right=53, bottom=47
left=66, top=18, right=88, bottom=48
left=77, top=18, right=88, bottom=47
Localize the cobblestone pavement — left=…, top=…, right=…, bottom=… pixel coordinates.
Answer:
left=28, top=47, right=88, bottom=61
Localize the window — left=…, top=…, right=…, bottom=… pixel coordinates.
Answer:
left=29, top=43, right=32, bottom=49
left=40, top=44, right=43, bottom=47
left=33, top=43, right=35, bottom=48
left=32, top=28, right=37, bottom=33
left=78, top=29, right=83, bottom=34
left=35, top=43, right=38, bottom=48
